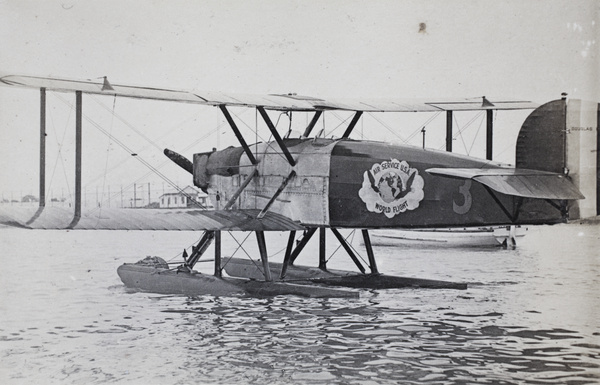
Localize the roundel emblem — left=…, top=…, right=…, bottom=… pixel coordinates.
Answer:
left=358, top=159, right=424, bottom=218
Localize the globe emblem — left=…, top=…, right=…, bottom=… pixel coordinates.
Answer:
left=376, top=171, right=403, bottom=203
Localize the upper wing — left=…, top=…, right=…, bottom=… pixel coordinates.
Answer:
left=426, top=167, right=585, bottom=200
left=0, top=74, right=538, bottom=112
left=0, top=206, right=305, bottom=231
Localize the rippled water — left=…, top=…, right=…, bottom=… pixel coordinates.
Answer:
left=0, top=223, right=599, bottom=384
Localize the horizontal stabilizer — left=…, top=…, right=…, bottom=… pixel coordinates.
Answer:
left=426, top=168, right=585, bottom=200
left=0, top=207, right=304, bottom=231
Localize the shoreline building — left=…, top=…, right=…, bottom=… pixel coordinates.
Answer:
left=159, top=186, right=212, bottom=209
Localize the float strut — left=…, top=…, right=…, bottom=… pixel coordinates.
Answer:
left=187, top=230, right=215, bottom=269
left=214, top=231, right=222, bottom=277
left=288, top=228, right=317, bottom=265
left=362, top=230, right=379, bottom=274
left=280, top=231, right=297, bottom=279
left=256, top=231, right=272, bottom=281
left=319, top=228, right=327, bottom=270
left=331, top=228, right=365, bottom=274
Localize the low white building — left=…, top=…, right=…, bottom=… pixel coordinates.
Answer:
left=159, top=186, right=212, bottom=209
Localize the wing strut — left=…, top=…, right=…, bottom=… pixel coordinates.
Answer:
left=223, top=169, right=259, bottom=210
left=26, top=87, right=47, bottom=225
left=219, top=105, right=257, bottom=165
left=341, top=111, right=363, bottom=138
left=486, top=110, right=493, bottom=160
left=257, top=106, right=296, bottom=167
left=39, top=88, right=47, bottom=207
left=257, top=170, right=296, bottom=219
left=446, top=111, right=453, bottom=152
left=303, top=111, right=323, bottom=137
left=68, top=91, right=83, bottom=229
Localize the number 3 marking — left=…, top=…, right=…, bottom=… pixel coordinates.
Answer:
left=453, top=179, right=472, bottom=215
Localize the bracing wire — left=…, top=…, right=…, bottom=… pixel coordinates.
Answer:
left=53, top=94, right=206, bottom=211
left=436, top=111, right=485, bottom=153
left=99, top=94, right=117, bottom=211
left=467, top=112, right=486, bottom=155
left=47, top=93, right=73, bottom=203
left=55, top=93, right=249, bottom=210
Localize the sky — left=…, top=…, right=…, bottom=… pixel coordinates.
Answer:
left=0, top=0, right=598, bottom=204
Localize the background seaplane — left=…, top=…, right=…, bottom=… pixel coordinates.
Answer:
left=0, top=74, right=585, bottom=298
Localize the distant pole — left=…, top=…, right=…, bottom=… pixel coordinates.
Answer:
left=446, top=110, right=453, bottom=152
left=148, top=182, right=151, bottom=207
left=39, top=88, right=46, bottom=207
left=120, top=185, right=123, bottom=208
left=486, top=110, right=493, bottom=160
left=133, top=183, right=137, bottom=208
left=421, top=127, right=426, bottom=149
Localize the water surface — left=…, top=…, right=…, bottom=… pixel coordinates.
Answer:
left=0, top=223, right=598, bottom=384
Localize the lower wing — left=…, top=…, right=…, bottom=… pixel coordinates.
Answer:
left=0, top=207, right=304, bottom=231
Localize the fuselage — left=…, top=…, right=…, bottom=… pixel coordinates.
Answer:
left=194, top=139, right=564, bottom=228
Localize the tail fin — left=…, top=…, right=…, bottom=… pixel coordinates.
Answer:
left=515, top=99, right=567, bottom=173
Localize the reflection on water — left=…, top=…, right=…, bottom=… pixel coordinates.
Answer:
left=163, top=296, right=600, bottom=384
left=0, top=223, right=599, bottom=384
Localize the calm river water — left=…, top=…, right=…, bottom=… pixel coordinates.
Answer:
left=0, top=222, right=599, bottom=384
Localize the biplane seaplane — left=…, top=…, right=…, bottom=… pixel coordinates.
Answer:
left=0, top=74, right=585, bottom=298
